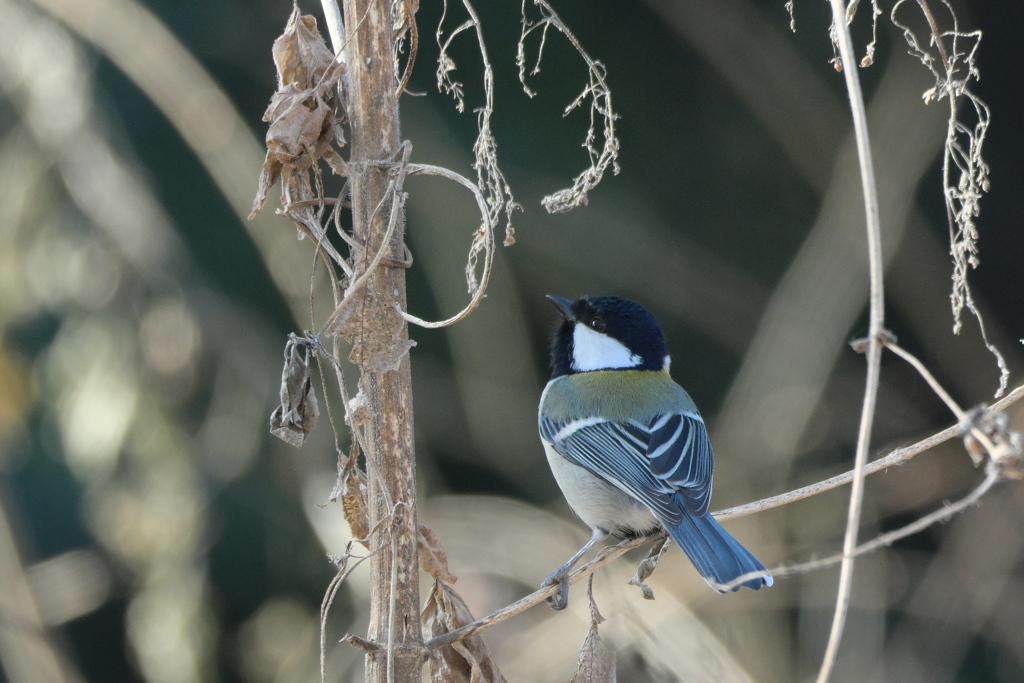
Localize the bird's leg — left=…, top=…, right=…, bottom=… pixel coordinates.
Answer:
left=542, top=528, right=607, bottom=610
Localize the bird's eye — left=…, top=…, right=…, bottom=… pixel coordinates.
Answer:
left=590, top=317, right=606, bottom=332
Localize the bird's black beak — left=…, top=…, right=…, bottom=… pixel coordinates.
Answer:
left=546, top=295, right=576, bottom=322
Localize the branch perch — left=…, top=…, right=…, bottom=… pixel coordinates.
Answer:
left=423, top=382, right=1024, bottom=651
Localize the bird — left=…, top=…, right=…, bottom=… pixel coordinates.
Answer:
left=539, top=294, right=771, bottom=609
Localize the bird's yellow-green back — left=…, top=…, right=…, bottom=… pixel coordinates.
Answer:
left=540, top=370, right=697, bottom=424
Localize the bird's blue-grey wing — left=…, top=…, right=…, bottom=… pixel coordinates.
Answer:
left=645, top=413, right=714, bottom=516
left=540, top=416, right=683, bottom=524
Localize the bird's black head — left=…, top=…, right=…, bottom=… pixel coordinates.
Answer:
left=547, top=295, right=669, bottom=378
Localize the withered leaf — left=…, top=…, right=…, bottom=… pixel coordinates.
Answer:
left=571, top=577, right=616, bottom=683
left=251, top=162, right=280, bottom=220
left=266, top=85, right=336, bottom=159
left=341, top=451, right=370, bottom=544
left=322, top=148, right=348, bottom=177
left=273, top=10, right=337, bottom=90
left=250, top=7, right=346, bottom=219
left=627, top=536, right=669, bottom=601
left=270, top=338, right=319, bottom=446
left=250, top=81, right=343, bottom=218
left=419, top=522, right=457, bottom=584
left=422, top=581, right=506, bottom=683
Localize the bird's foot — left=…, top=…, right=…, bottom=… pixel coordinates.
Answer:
left=541, top=570, right=570, bottom=610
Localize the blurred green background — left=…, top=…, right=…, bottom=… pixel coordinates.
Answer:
left=1, top=0, right=1023, bottom=681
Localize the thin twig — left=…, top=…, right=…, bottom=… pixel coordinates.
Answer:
left=425, top=536, right=648, bottom=651
left=819, top=1, right=886, bottom=679
left=397, top=163, right=495, bottom=328
left=394, top=0, right=418, bottom=97
left=885, top=340, right=966, bottom=420
left=321, top=145, right=412, bottom=338
left=435, top=0, right=518, bottom=244
left=423, top=383, right=1024, bottom=651
left=285, top=207, right=353, bottom=278
left=320, top=180, right=400, bottom=335
left=716, top=425, right=951, bottom=520
left=287, top=197, right=343, bottom=208
left=320, top=333, right=385, bottom=513
left=309, top=214, right=344, bottom=320
left=307, top=335, right=346, bottom=463
left=329, top=339, right=370, bottom=475
left=773, top=466, right=999, bottom=580
left=716, top=384, right=1024, bottom=522
left=892, top=0, right=1007, bottom=396
left=319, top=0, right=346, bottom=57
left=320, top=548, right=376, bottom=683
left=718, top=381, right=1024, bottom=520
left=331, top=183, right=360, bottom=253
left=884, top=340, right=1004, bottom=456
left=517, top=0, right=619, bottom=213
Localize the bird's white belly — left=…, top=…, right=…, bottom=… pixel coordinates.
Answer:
left=544, top=442, right=659, bottom=537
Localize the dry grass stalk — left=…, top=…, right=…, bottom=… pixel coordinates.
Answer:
left=815, top=1, right=886, bottom=679
left=892, top=0, right=1008, bottom=396
left=518, top=0, right=620, bottom=213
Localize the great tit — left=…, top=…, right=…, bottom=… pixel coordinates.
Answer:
left=539, top=294, right=772, bottom=609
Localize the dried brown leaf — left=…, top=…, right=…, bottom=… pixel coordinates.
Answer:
left=322, top=148, right=348, bottom=177
left=251, top=163, right=281, bottom=219
left=250, top=81, right=343, bottom=218
left=266, top=86, right=331, bottom=155
left=273, top=8, right=337, bottom=90
left=341, top=452, right=370, bottom=544
left=419, top=522, right=457, bottom=584
left=422, top=581, right=506, bottom=683
left=627, top=536, right=669, bottom=601
left=571, top=577, right=616, bottom=683
left=269, top=338, right=319, bottom=446
left=250, top=8, right=346, bottom=219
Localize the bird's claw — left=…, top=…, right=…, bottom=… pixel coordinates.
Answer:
left=542, top=571, right=570, bottom=610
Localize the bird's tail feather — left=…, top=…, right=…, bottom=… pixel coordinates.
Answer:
left=665, top=512, right=772, bottom=592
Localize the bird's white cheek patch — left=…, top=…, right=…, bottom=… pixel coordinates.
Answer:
left=572, top=323, right=642, bottom=371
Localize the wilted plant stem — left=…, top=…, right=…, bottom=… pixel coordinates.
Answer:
left=319, top=0, right=345, bottom=57
left=334, top=0, right=423, bottom=680
left=816, top=1, right=885, bottom=681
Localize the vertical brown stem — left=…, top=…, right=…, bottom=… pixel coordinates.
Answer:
left=341, top=0, right=422, bottom=680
